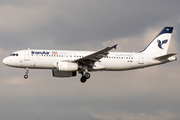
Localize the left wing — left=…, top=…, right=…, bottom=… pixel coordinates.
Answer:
left=73, top=44, right=118, bottom=66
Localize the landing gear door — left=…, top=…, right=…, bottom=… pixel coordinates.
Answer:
left=24, top=50, right=30, bottom=61
left=138, top=54, right=144, bottom=64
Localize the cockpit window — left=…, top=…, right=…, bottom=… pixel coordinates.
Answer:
left=10, top=53, right=18, bottom=56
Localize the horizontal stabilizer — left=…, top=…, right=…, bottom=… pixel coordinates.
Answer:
left=154, top=53, right=177, bottom=60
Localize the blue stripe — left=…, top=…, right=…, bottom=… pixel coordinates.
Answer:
left=155, top=27, right=173, bottom=37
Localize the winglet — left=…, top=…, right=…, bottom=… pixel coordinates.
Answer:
left=112, top=44, right=118, bottom=49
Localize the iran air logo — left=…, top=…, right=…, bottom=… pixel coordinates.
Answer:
left=157, top=39, right=168, bottom=49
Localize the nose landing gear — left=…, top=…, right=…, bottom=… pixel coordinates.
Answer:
left=24, top=68, right=29, bottom=79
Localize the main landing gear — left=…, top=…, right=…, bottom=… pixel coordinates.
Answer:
left=80, top=72, right=91, bottom=83
left=24, top=68, right=29, bottom=79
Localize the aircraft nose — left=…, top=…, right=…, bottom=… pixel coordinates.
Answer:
left=2, top=58, right=8, bottom=65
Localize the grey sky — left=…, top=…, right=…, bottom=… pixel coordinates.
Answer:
left=0, top=0, right=180, bottom=120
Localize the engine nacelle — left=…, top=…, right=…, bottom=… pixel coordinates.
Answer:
left=52, top=69, right=76, bottom=77
left=53, top=61, right=78, bottom=71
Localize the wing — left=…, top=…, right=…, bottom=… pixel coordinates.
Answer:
left=73, top=44, right=118, bottom=67
left=162, top=39, right=168, bottom=44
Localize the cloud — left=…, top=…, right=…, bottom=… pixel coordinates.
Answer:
left=1, top=0, right=180, bottom=120
left=93, top=111, right=180, bottom=120
left=0, top=5, right=51, bottom=33
left=1, top=0, right=180, bottom=50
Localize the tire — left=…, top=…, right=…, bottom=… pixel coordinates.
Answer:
left=85, top=73, right=90, bottom=79
left=80, top=76, right=87, bottom=83
left=24, top=75, right=28, bottom=79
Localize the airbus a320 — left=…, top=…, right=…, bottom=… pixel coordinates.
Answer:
left=3, top=27, right=177, bottom=83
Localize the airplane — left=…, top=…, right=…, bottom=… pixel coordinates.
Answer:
left=2, top=27, right=177, bottom=83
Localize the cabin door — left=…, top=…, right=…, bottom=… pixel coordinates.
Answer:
left=24, top=50, right=30, bottom=61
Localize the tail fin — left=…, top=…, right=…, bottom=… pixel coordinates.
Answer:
left=141, top=27, right=173, bottom=55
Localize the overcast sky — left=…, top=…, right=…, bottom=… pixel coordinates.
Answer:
left=0, top=0, right=180, bottom=120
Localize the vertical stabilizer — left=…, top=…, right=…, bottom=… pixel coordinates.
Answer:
left=141, top=27, right=173, bottom=55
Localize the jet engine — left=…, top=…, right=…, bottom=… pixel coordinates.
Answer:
left=52, top=69, right=76, bottom=77
left=53, top=61, right=78, bottom=71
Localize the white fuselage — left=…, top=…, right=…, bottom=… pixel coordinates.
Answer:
left=2, top=27, right=177, bottom=83
left=3, top=49, right=175, bottom=71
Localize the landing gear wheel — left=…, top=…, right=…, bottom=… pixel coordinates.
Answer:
left=24, top=75, right=28, bottom=79
left=24, top=68, right=29, bottom=79
left=80, top=76, right=87, bottom=83
left=85, top=73, right=90, bottom=79
left=79, top=71, right=91, bottom=83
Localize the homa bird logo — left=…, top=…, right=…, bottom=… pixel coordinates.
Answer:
left=157, top=39, right=168, bottom=49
